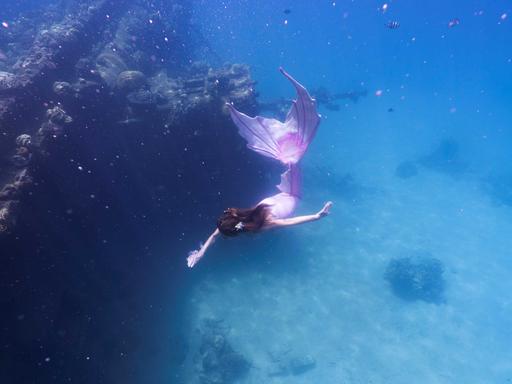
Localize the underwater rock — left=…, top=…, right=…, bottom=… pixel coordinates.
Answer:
left=217, top=64, right=257, bottom=108
left=142, top=63, right=258, bottom=127
left=15, top=134, right=32, bottom=148
left=12, top=0, right=129, bottom=87
left=418, top=138, right=468, bottom=176
left=46, top=106, right=73, bottom=125
left=385, top=256, right=445, bottom=303
left=74, top=78, right=106, bottom=101
left=95, top=51, right=129, bottom=87
left=53, top=78, right=105, bottom=102
left=0, top=207, right=10, bottom=233
left=0, top=184, right=19, bottom=201
left=11, top=151, right=31, bottom=168
left=395, top=161, right=418, bottom=179
left=267, top=345, right=316, bottom=377
left=0, top=200, right=19, bottom=235
left=289, top=355, right=316, bottom=375
left=197, top=319, right=250, bottom=384
left=53, top=81, right=72, bottom=96
left=116, top=70, right=147, bottom=92
left=14, top=168, right=33, bottom=189
left=74, top=57, right=98, bottom=79
left=0, top=71, right=17, bottom=94
left=126, top=89, right=161, bottom=106
left=0, top=169, right=33, bottom=200
left=36, top=106, right=73, bottom=143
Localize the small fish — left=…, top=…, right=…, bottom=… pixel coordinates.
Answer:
left=386, top=20, right=400, bottom=29
left=283, top=9, right=291, bottom=15
left=387, top=107, right=394, bottom=112
left=448, top=18, right=460, bottom=28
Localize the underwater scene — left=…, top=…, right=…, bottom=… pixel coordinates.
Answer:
left=1, top=0, right=511, bottom=383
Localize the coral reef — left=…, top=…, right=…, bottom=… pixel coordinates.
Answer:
left=116, top=70, right=147, bottom=92
left=196, top=319, right=250, bottom=384
left=0, top=1, right=266, bottom=383
left=0, top=0, right=258, bottom=238
left=384, top=255, right=446, bottom=303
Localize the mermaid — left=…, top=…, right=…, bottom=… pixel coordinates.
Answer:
left=187, top=68, right=332, bottom=268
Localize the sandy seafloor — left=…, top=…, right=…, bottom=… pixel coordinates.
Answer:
left=178, top=103, right=512, bottom=383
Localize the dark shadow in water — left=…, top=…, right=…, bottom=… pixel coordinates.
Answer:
left=481, top=172, right=512, bottom=207
left=395, top=138, right=468, bottom=180
left=384, top=255, right=446, bottom=304
left=395, top=161, right=418, bottom=179
left=418, top=138, right=468, bottom=176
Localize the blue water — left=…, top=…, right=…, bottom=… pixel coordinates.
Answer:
left=189, top=1, right=512, bottom=383
left=1, top=0, right=512, bottom=383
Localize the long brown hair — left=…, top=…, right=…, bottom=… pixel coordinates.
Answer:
left=217, top=204, right=270, bottom=237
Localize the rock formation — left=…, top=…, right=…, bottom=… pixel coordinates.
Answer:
left=0, top=1, right=271, bottom=383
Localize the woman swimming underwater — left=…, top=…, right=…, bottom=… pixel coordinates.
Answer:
left=187, top=68, right=332, bottom=268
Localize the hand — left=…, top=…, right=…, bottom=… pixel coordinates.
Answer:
left=317, top=201, right=333, bottom=218
left=187, top=250, right=202, bottom=268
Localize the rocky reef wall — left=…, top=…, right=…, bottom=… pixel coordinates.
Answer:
left=0, top=1, right=275, bottom=383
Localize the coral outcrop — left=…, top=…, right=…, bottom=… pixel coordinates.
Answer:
left=196, top=319, right=250, bottom=384
left=385, top=255, right=446, bottom=303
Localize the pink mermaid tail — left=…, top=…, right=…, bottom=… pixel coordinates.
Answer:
left=226, top=68, right=320, bottom=166
left=227, top=68, right=320, bottom=218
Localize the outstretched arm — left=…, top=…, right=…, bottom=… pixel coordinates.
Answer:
left=187, top=228, right=220, bottom=268
left=267, top=201, right=332, bottom=228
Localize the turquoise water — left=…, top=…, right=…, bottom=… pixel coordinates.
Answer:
left=184, top=1, right=512, bottom=383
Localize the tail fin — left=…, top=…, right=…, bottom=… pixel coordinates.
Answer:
left=227, top=68, right=320, bottom=165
